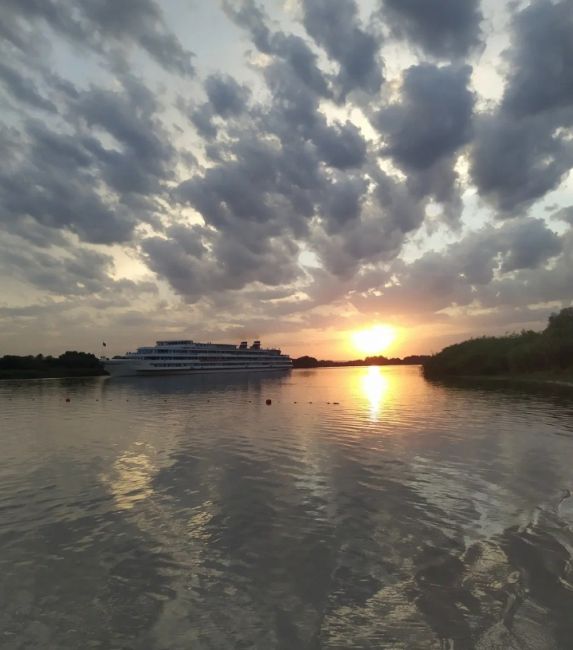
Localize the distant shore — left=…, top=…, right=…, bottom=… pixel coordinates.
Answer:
left=292, top=354, right=429, bottom=369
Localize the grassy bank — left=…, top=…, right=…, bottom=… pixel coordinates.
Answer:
left=423, top=308, right=573, bottom=381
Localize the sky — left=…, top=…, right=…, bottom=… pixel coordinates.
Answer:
left=0, top=0, right=572, bottom=360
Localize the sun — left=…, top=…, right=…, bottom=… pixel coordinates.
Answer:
left=352, top=325, right=397, bottom=356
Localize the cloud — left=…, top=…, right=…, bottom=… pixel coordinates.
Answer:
left=74, top=75, right=175, bottom=196
left=470, top=0, right=573, bottom=215
left=376, top=63, right=474, bottom=216
left=502, top=0, right=573, bottom=118
left=301, top=0, right=384, bottom=96
left=0, top=71, right=175, bottom=245
left=204, top=74, right=250, bottom=117
left=0, top=62, right=57, bottom=113
left=377, top=64, right=474, bottom=171
left=551, top=206, right=573, bottom=226
left=380, top=0, right=482, bottom=58
left=0, top=123, right=137, bottom=245
left=1, top=0, right=573, bottom=355
left=312, top=120, right=367, bottom=169
left=349, top=218, right=565, bottom=318
left=0, top=236, right=115, bottom=296
left=224, top=0, right=332, bottom=98
left=499, top=218, right=562, bottom=273
left=2, top=0, right=194, bottom=75
left=471, top=112, right=573, bottom=215
left=142, top=225, right=301, bottom=301
left=181, top=73, right=251, bottom=141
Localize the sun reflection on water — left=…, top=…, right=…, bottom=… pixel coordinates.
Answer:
left=361, top=366, right=390, bottom=420
left=103, top=446, right=156, bottom=511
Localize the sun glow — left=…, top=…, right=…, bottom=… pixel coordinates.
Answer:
left=352, top=325, right=397, bottom=356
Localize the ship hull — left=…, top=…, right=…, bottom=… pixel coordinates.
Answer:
left=104, top=360, right=292, bottom=377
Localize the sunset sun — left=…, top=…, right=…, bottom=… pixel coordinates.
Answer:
left=352, top=325, right=397, bottom=356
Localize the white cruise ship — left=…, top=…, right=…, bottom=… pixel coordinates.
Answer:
left=102, top=339, right=293, bottom=377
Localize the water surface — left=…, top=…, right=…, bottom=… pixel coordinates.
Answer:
left=1, top=366, right=573, bottom=649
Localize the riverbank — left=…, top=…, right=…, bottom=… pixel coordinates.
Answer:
left=422, top=308, right=573, bottom=381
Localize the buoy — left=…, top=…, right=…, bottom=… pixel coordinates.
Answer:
left=266, top=399, right=272, bottom=405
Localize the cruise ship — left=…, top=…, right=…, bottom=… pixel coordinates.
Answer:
left=102, top=339, right=293, bottom=377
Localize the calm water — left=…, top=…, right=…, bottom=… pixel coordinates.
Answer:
left=1, top=366, right=573, bottom=649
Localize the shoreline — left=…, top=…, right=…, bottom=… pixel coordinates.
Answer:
left=0, top=371, right=107, bottom=381
left=428, top=373, right=573, bottom=389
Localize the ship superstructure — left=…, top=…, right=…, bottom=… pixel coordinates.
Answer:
left=102, top=340, right=292, bottom=377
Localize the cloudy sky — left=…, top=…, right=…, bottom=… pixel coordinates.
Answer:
left=1, top=0, right=572, bottom=359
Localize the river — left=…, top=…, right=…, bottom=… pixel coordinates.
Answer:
left=1, top=366, right=572, bottom=649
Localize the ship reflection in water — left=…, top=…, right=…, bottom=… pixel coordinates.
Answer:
left=1, top=366, right=573, bottom=648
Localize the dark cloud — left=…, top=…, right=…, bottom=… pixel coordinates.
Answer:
left=0, top=72, right=175, bottom=244
left=312, top=120, right=367, bottom=169
left=502, top=0, right=573, bottom=118
left=349, top=218, right=564, bottom=317
left=374, top=170, right=425, bottom=234
left=74, top=76, right=175, bottom=196
left=380, top=0, right=482, bottom=58
left=181, top=73, right=250, bottom=142
left=204, top=74, right=250, bottom=117
left=0, top=237, right=114, bottom=296
left=322, top=176, right=368, bottom=233
left=271, top=33, right=332, bottom=98
left=2, top=0, right=194, bottom=75
left=470, top=0, right=573, bottom=214
left=551, top=206, right=573, bottom=226
left=0, top=125, right=136, bottom=244
left=301, top=0, right=383, bottom=96
left=222, top=0, right=273, bottom=54
left=499, top=218, right=562, bottom=273
left=471, top=111, right=573, bottom=215
left=375, top=63, right=474, bottom=217
left=224, top=0, right=332, bottom=98
left=0, top=62, right=57, bottom=113
left=187, top=103, right=218, bottom=141
left=310, top=170, right=424, bottom=278
left=142, top=225, right=301, bottom=302
left=377, top=64, right=474, bottom=170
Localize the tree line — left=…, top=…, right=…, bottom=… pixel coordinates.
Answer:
left=293, top=354, right=430, bottom=369
left=0, top=352, right=105, bottom=379
left=422, top=308, right=573, bottom=379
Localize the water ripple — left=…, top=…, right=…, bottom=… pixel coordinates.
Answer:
left=1, top=368, right=572, bottom=648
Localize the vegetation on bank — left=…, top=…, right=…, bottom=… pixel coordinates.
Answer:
left=293, top=354, right=429, bottom=369
left=422, top=308, right=573, bottom=381
left=0, top=352, right=106, bottom=379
